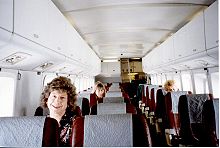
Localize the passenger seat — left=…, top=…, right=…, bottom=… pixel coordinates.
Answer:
left=71, top=114, right=152, bottom=147
left=0, top=116, right=59, bottom=147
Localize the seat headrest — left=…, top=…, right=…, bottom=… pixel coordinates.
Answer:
left=97, top=103, right=126, bottom=115
left=84, top=114, right=133, bottom=147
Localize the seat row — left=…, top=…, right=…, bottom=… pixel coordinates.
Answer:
left=135, top=84, right=219, bottom=147
left=73, top=84, right=151, bottom=147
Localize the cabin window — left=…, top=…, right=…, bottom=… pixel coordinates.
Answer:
left=79, top=77, right=84, bottom=92
left=43, top=74, right=57, bottom=87
left=155, top=75, right=160, bottom=85
left=211, top=72, right=219, bottom=98
left=82, top=78, right=86, bottom=91
left=151, top=74, right=156, bottom=85
left=173, top=74, right=182, bottom=91
left=90, top=78, right=93, bottom=89
left=166, top=74, right=173, bottom=81
left=75, top=77, right=80, bottom=93
left=194, top=73, right=208, bottom=94
left=158, top=74, right=163, bottom=85
left=181, top=73, right=193, bottom=92
left=161, top=74, right=167, bottom=86
left=0, top=76, right=15, bottom=117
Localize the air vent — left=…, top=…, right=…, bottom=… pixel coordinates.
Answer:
left=0, top=52, right=31, bottom=65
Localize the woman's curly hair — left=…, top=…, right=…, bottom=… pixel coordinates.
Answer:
left=40, top=76, right=77, bottom=111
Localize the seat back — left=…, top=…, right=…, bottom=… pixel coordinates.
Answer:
left=97, top=103, right=126, bottom=115
left=213, top=99, right=219, bottom=140
left=71, top=114, right=152, bottom=147
left=178, top=94, right=218, bottom=146
left=147, top=86, right=161, bottom=113
left=34, top=106, right=49, bottom=116
left=106, top=91, right=122, bottom=97
left=77, top=97, right=90, bottom=116
left=164, top=91, right=188, bottom=129
left=90, top=93, right=103, bottom=107
left=0, top=116, right=59, bottom=147
left=103, top=97, right=124, bottom=103
left=145, top=85, right=157, bottom=104
left=84, top=114, right=133, bottom=147
left=155, top=88, right=166, bottom=118
left=140, top=84, right=147, bottom=105
left=90, top=103, right=137, bottom=115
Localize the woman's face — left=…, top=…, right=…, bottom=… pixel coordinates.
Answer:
left=95, top=88, right=105, bottom=98
left=47, top=90, right=68, bottom=115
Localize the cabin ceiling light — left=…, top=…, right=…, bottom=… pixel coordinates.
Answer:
left=34, top=62, right=54, bottom=71
left=131, top=58, right=140, bottom=60
left=1, top=52, right=31, bottom=65
left=128, top=73, right=138, bottom=76
left=103, top=56, right=118, bottom=59
left=102, top=59, right=118, bottom=62
left=40, top=62, right=54, bottom=69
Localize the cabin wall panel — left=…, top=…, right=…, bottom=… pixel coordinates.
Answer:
left=204, top=0, right=218, bottom=49
left=0, top=0, right=13, bottom=32
left=173, top=25, right=188, bottom=59
left=162, top=36, right=175, bottom=64
left=0, top=69, right=18, bottom=116
left=142, top=2, right=218, bottom=74
left=101, top=62, right=121, bottom=76
left=14, top=71, right=44, bottom=116
left=47, top=0, right=67, bottom=54
left=174, top=11, right=205, bottom=60
left=95, top=76, right=122, bottom=83
left=132, top=61, right=143, bottom=72
left=185, top=11, right=206, bottom=54
left=207, top=47, right=219, bottom=61
left=14, top=0, right=50, bottom=48
left=13, top=0, right=101, bottom=76
left=0, top=28, right=12, bottom=47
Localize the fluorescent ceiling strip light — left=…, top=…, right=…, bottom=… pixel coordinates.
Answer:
left=102, top=59, right=118, bottom=62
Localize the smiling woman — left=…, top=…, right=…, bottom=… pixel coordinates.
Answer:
left=39, top=76, right=82, bottom=147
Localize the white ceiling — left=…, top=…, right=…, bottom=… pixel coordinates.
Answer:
left=52, top=0, right=215, bottom=60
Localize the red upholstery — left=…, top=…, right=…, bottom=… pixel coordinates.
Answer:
left=42, top=117, right=59, bottom=147
left=90, top=93, right=103, bottom=107
left=155, top=89, right=166, bottom=119
left=122, top=92, right=131, bottom=104
left=141, top=85, right=147, bottom=105
left=145, top=86, right=150, bottom=107
left=126, top=103, right=137, bottom=114
left=75, top=106, right=83, bottom=117
left=149, top=88, right=156, bottom=112
left=71, top=114, right=152, bottom=147
left=164, top=91, right=188, bottom=130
